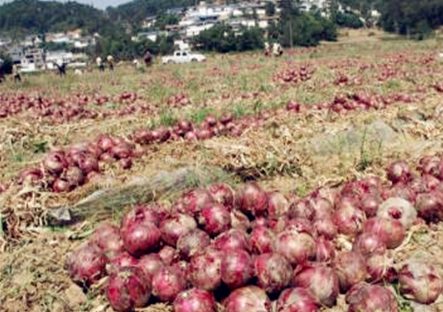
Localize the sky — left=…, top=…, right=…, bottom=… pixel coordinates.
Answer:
left=0, top=0, right=133, bottom=10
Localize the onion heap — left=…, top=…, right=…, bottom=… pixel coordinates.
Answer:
left=65, top=172, right=443, bottom=312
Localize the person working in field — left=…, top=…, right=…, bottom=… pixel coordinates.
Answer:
left=107, top=55, right=115, bottom=71
left=0, top=59, right=4, bottom=83
left=143, top=50, right=152, bottom=66
left=273, top=43, right=283, bottom=57
left=264, top=42, right=271, bottom=57
left=55, top=59, right=66, bottom=77
left=12, top=64, right=21, bottom=83
left=96, top=56, right=104, bottom=72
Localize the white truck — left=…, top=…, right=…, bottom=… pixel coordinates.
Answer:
left=161, top=50, right=206, bottom=65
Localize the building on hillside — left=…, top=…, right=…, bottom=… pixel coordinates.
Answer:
left=0, top=37, right=12, bottom=47
left=8, top=47, right=23, bottom=65
left=20, top=47, right=45, bottom=71
left=142, top=16, right=157, bottom=29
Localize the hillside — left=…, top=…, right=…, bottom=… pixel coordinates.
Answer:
left=0, top=0, right=115, bottom=36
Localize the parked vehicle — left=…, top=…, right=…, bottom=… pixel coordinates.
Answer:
left=161, top=50, right=206, bottom=65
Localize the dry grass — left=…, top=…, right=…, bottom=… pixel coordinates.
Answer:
left=2, top=39, right=443, bottom=311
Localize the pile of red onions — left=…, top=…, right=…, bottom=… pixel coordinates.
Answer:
left=65, top=172, right=442, bottom=312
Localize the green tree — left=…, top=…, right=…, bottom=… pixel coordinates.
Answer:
left=265, top=1, right=276, bottom=16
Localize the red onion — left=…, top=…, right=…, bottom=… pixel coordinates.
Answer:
left=251, top=216, right=269, bottom=228
left=223, top=286, right=271, bottom=312
left=387, top=160, right=411, bottom=183
left=362, top=217, right=405, bottom=249
left=184, top=131, right=198, bottom=141
left=121, top=222, right=161, bottom=257
left=310, top=197, right=333, bottom=220
left=100, top=152, right=114, bottom=163
left=267, top=192, right=290, bottom=220
left=173, top=288, right=216, bottom=312
left=119, top=158, right=132, bottom=169
left=111, top=143, right=132, bottom=159
left=422, top=174, right=440, bottom=190
left=276, top=288, right=318, bottom=312
left=253, top=253, right=292, bottom=294
left=91, top=222, right=124, bottom=256
left=230, top=210, right=251, bottom=232
left=213, top=229, right=249, bottom=251
left=43, top=151, right=67, bottom=174
left=398, top=260, right=443, bottom=304
left=416, top=192, right=443, bottom=224
left=65, top=166, right=85, bottom=187
left=334, top=198, right=364, bottom=236
left=289, top=199, right=314, bottom=220
left=160, top=213, right=197, bottom=246
left=361, top=194, right=381, bottom=218
left=18, top=168, right=42, bottom=185
left=362, top=176, right=383, bottom=195
left=383, top=182, right=417, bottom=203
left=121, top=204, right=161, bottom=230
left=177, top=229, right=211, bottom=260
left=158, top=245, right=179, bottom=265
left=313, top=218, right=337, bottom=240
left=107, top=266, right=151, bottom=312
left=377, top=197, right=417, bottom=228
left=340, top=181, right=367, bottom=200
left=293, top=264, right=339, bottom=307
left=182, top=189, right=214, bottom=216
left=188, top=248, right=224, bottom=291
left=108, top=252, right=139, bottom=274
left=334, top=251, right=368, bottom=293
left=97, top=135, right=115, bottom=152
left=178, top=118, right=193, bottom=133
left=220, top=112, right=234, bottom=125
left=346, top=282, right=398, bottom=312
left=315, top=236, right=335, bottom=262
left=236, top=182, right=268, bottom=217
left=419, top=155, right=441, bottom=177
left=208, top=183, right=234, bottom=209
left=366, top=252, right=396, bottom=283
left=65, top=243, right=107, bottom=287
left=171, top=260, right=189, bottom=281
left=152, top=266, right=187, bottom=302
left=198, top=129, right=212, bottom=140
left=275, top=230, right=315, bottom=267
left=410, top=176, right=429, bottom=194
left=78, top=154, right=99, bottom=174
left=285, top=218, right=315, bottom=235
left=221, top=249, right=253, bottom=289
left=249, top=225, right=275, bottom=254
left=53, top=178, right=71, bottom=193
left=205, top=114, right=217, bottom=127
left=198, top=204, right=231, bottom=236
left=137, top=253, right=164, bottom=284
left=352, top=233, right=385, bottom=257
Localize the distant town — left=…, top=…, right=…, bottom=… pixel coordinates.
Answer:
left=0, top=0, right=380, bottom=73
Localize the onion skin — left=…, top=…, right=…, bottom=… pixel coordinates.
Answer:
left=65, top=243, right=107, bottom=287
left=158, top=245, right=179, bottom=266
left=334, top=251, right=368, bottom=293
left=315, top=236, right=335, bottom=262
left=352, top=233, right=385, bottom=257
left=213, top=229, right=249, bottom=251
left=276, top=288, right=319, bottom=312
left=151, top=266, right=187, bottom=302
left=362, top=217, right=405, bottom=249
left=313, top=218, right=337, bottom=240
left=346, top=282, right=398, bottom=312
left=253, top=253, right=292, bottom=294
left=121, top=204, right=160, bottom=230
left=236, top=182, right=268, bottom=217
left=377, top=197, right=417, bottom=229
left=91, top=223, right=124, bottom=256
left=249, top=225, right=275, bottom=254
left=208, top=183, right=234, bottom=209
left=160, top=214, right=197, bottom=247
left=198, top=204, right=231, bottom=237
left=107, top=266, right=151, bottom=312
left=177, top=229, right=211, bottom=260
left=188, top=248, right=224, bottom=291
left=137, top=253, right=164, bottom=284
left=43, top=151, right=67, bottom=175
left=173, top=288, right=216, bottom=312
left=182, top=189, right=214, bottom=216
left=122, top=222, right=161, bottom=257
left=275, top=230, right=315, bottom=267
left=387, top=160, right=411, bottom=184
left=223, top=286, right=271, bottom=312
left=230, top=210, right=251, bottom=232
left=221, top=249, right=253, bottom=289
left=267, top=192, right=290, bottom=220
left=333, top=198, right=364, bottom=236
left=293, top=264, right=339, bottom=307
left=398, top=261, right=443, bottom=304
left=416, top=192, right=443, bottom=224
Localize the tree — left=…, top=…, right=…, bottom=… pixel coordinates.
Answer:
left=265, top=1, right=276, bottom=16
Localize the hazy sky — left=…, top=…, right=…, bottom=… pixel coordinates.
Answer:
left=0, top=0, right=132, bottom=10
